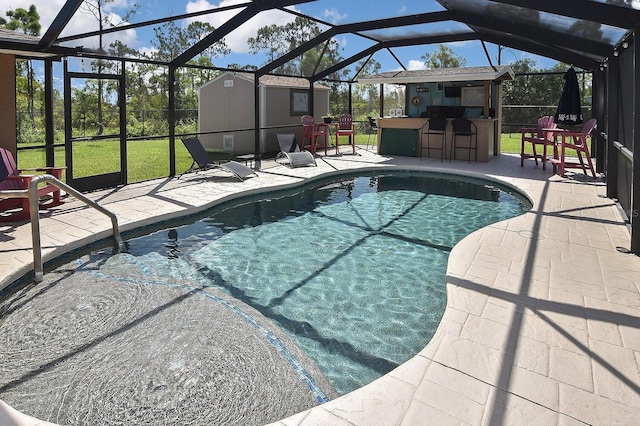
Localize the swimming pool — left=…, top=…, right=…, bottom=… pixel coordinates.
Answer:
left=106, top=171, right=530, bottom=393
left=0, top=170, right=531, bottom=424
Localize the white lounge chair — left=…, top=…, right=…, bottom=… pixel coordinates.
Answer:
left=275, top=133, right=317, bottom=168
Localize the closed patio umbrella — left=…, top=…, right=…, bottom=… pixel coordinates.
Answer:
left=554, top=67, right=583, bottom=126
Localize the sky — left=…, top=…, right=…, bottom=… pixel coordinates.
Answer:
left=2, top=0, right=558, bottom=75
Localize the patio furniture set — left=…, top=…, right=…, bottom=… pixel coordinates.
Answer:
left=520, top=116, right=597, bottom=178
left=301, top=114, right=356, bottom=156
left=1, top=114, right=598, bottom=222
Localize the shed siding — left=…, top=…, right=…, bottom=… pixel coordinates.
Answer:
left=198, top=75, right=255, bottom=154
left=198, top=72, right=329, bottom=155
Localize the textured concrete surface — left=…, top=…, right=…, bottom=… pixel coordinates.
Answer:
left=1, top=148, right=639, bottom=425
left=1, top=251, right=338, bottom=425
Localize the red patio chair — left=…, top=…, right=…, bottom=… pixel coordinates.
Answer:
left=301, top=115, right=328, bottom=155
left=549, top=118, right=597, bottom=178
left=336, top=114, right=356, bottom=155
left=0, top=147, right=66, bottom=222
left=520, top=115, right=557, bottom=170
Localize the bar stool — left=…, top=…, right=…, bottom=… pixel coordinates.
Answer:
left=421, top=115, right=448, bottom=161
left=450, top=117, right=477, bottom=163
left=366, top=116, right=378, bottom=150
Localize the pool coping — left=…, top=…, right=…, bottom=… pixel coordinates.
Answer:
left=2, top=150, right=639, bottom=425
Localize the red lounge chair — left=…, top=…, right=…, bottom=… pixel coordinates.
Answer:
left=0, top=147, right=66, bottom=222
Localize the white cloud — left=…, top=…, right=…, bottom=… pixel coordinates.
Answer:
left=103, top=0, right=139, bottom=12
left=1, top=0, right=138, bottom=50
left=185, top=0, right=299, bottom=54
left=336, top=35, right=348, bottom=48
left=448, top=40, right=475, bottom=48
left=65, top=10, right=137, bottom=50
left=407, top=59, right=426, bottom=70
left=322, top=8, right=346, bottom=25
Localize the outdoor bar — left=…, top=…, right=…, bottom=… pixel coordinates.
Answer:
left=359, top=66, right=514, bottom=161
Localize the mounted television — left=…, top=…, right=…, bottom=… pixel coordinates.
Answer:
left=444, top=86, right=461, bottom=98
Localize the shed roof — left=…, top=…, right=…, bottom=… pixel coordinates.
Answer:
left=258, top=74, right=329, bottom=90
left=203, top=71, right=330, bottom=90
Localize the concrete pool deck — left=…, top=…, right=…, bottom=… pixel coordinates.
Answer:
left=1, top=149, right=639, bottom=425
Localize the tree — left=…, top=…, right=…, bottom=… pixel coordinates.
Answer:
left=502, top=59, right=568, bottom=107
left=248, top=17, right=347, bottom=81
left=151, top=20, right=229, bottom=63
left=1, top=5, right=41, bottom=125
left=501, top=59, right=592, bottom=132
left=79, top=0, right=140, bottom=135
left=150, top=20, right=230, bottom=124
left=1, top=5, right=41, bottom=34
left=71, top=87, right=99, bottom=137
left=248, top=24, right=284, bottom=63
left=352, top=58, right=382, bottom=118
left=248, top=17, right=349, bottom=115
left=227, top=63, right=258, bottom=71
left=422, top=45, right=466, bottom=68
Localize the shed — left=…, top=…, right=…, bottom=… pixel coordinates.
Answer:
left=198, top=72, right=330, bottom=155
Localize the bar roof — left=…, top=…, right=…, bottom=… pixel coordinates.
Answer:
left=357, top=66, right=515, bottom=85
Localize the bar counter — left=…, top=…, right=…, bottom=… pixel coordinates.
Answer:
left=376, top=117, right=498, bottom=162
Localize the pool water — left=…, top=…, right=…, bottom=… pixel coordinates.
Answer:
left=117, top=172, right=531, bottom=394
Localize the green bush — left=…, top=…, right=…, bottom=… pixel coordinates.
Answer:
left=16, top=112, right=46, bottom=144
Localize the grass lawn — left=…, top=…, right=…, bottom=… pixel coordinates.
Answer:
left=16, top=133, right=523, bottom=184
left=17, top=139, right=194, bottom=184
left=500, top=133, right=522, bottom=154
